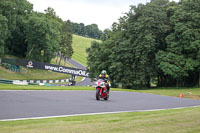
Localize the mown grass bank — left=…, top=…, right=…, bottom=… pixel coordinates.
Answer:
left=72, top=34, right=101, bottom=66
left=1, top=106, right=200, bottom=133
left=0, top=66, right=71, bottom=80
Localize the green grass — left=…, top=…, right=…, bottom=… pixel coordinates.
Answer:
left=0, top=84, right=199, bottom=99
left=0, top=85, right=200, bottom=132
left=0, top=84, right=94, bottom=90
left=0, top=66, right=71, bottom=80
left=0, top=106, right=200, bottom=133
left=129, top=87, right=200, bottom=100
left=72, top=34, right=101, bottom=66
left=75, top=76, right=84, bottom=82
left=111, top=87, right=200, bottom=100
left=51, top=57, right=74, bottom=68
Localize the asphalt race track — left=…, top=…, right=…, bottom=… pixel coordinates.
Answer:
left=66, top=58, right=94, bottom=86
left=1, top=90, right=200, bottom=121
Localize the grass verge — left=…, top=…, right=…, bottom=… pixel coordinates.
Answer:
left=129, top=87, right=200, bottom=100
left=0, top=84, right=94, bottom=90
left=0, top=84, right=200, bottom=99
left=0, top=106, right=200, bottom=133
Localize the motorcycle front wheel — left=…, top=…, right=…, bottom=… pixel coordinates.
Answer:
left=96, top=89, right=100, bottom=100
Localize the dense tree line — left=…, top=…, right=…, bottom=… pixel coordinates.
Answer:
left=0, top=0, right=73, bottom=63
left=72, top=22, right=103, bottom=39
left=87, top=0, right=200, bottom=88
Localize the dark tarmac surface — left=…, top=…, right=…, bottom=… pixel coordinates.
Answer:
left=1, top=90, right=200, bottom=121
left=66, top=58, right=94, bottom=86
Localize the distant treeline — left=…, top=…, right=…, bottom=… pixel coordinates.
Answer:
left=0, top=0, right=102, bottom=64
left=72, top=23, right=103, bottom=39
left=87, top=0, right=200, bottom=88
left=0, top=0, right=74, bottom=64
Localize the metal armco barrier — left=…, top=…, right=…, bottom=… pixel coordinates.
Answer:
left=0, top=79, right=13, bottom=84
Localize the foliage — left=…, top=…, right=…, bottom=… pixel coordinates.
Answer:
left=87, top=0, right=200, bottom=88
left=25, top=12, right=61, bottom=63
left=59, top=20, right=73, bottom=64
left=124, top=0, right=170, bottom=88
left=0, top=14, right=8, bottom=56
left=72, top=22, right=103, bottom=39
left=0, top=0, right=17, bottom=40
left=0, top=0, right=33, bottom=56
left=0, top=1, right=74, bottom=64
left=86, top=41, right=102, bottom=78
left=156, top=0, right=200, bottom=86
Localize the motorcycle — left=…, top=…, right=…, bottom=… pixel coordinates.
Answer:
left=95, top=79, right=110, bottom=100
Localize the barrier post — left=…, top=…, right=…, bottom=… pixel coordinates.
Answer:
left=71, top=75, right=76, bottom=86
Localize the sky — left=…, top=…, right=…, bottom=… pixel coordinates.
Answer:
left=27, top=0, right=179, bottom=31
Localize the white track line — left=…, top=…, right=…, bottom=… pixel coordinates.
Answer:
left=1, top=105, right=200, bottom=122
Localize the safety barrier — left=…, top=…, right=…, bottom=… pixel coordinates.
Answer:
left=0, top=79, right=13, bottom=84
left=0, top=79, right=39, bottom=85
left=0, top=79, right=73, bottom=86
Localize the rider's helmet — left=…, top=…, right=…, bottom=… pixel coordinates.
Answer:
left=101, top=70, right=107, bottom=75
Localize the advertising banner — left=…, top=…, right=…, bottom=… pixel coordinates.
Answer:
left=1, top=58, right=89, bottom=77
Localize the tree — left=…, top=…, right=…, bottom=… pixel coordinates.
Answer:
left=45, top=7, right=56, bottom=18
left=87, top=0, right=174, bottom=88
left=59, top=20, right=73, bottom=65
left=87, top=17, right=129, bottom=87
left=106, top=0, right=170, bottom=88
left=156, top=0, right=200, bottom=86
left=0, top=0, right=17, bottom=40
left=0, top=0, right=33, bottom=56
left=25, top=12, right=61, bottom=63
left=10, top=0, right=33, bottom=57
left=130, top=0, right=170, bottom=87
left=85, top=24, right=102, bottom=39
left=100, top=28, right=112, bottom=41
left=72, top=22, right=102, bottom=39
left=0, top=14, right=8, bottom=56
left=0, top=1, right=74, bottom=65
left=86, top=41, right=101, bottom=78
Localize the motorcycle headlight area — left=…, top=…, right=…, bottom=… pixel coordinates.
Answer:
left=99, top=82, right=105, bottom=87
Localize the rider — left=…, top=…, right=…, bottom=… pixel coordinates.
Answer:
left=98, top=70, right=110, bottom=93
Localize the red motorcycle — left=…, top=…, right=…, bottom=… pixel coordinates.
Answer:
left=95, top=79, right=109, bottom=100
